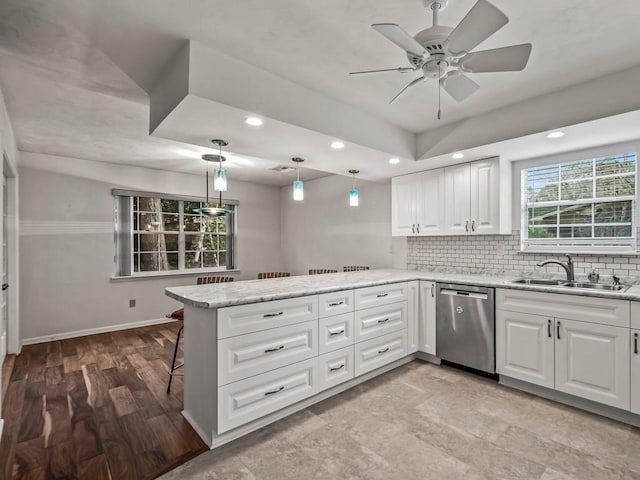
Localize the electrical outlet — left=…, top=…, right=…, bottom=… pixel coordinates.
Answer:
left=129, top=299, right=136, bottom=308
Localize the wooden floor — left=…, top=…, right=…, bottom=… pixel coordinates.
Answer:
left=0, top=322, right=207, bottom=479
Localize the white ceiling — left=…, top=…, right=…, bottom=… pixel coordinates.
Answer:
left=2, top=0, right=640, bottom=185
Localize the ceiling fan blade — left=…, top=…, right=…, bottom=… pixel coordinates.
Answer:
left=389, top=77, right=424, bottom=104
left=349, top=67, right=416, bottom=75
left=446, top=0, right=508, bottom=56
left=440, top=71, right=480, bottom=102
left=460, top=44, right=532, bottom=72
left=372, top=23, right=428, bottom=58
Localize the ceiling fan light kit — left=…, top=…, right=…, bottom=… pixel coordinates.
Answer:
left=351, top=0, right=532, bottom=117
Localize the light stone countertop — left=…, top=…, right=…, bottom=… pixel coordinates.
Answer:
left=165, top=268, right=640, bottom=309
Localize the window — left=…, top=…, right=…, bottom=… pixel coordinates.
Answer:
left=114, top=191, right=236, bottom=276
left=522, top=152, right=637, bottom=253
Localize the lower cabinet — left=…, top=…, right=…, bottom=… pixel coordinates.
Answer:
left=632, top=330, right=640, bottom=414
left=555, top=318, right=629, bottom=410
left=355, top=330, right=407, bottom=377
left=419, top=281, right=436, bottom=355
left=497, top=289, right=632, bottom=411
left=218, top=357, right=318, bottom=433
left=318, top=346, right=354, bottom=392
left=496, top=310, right=554, bottom=389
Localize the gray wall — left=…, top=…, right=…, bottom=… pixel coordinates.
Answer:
left=18, top=152, right=283, bottom=342
left=280, top=174, right=405, bottom=275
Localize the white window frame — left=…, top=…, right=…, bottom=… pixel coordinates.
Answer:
left=520, top=143, right=638, bottom=255
left=113, top=190, right=237, bottom=277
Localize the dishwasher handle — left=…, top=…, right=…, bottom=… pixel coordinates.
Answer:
left=440, top=289, right=489, bottom=300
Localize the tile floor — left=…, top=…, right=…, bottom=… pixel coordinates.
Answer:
left=161, top=360, right=640, bottom=480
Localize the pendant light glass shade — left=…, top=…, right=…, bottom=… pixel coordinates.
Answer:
left=349, top=188, right=359, bottom=207
left=291, top=157, right=305, bottom=201
left=348, top=169, right=360, bottom=207
left=293, top=180, right=304, bottom=201
left=214, top=167, right=227, bottom=191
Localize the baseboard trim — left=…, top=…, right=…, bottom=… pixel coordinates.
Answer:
left=21, top=317, right=176, bottom=345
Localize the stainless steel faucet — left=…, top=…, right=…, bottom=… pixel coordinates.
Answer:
left=537, top=254, right=575, bottom=282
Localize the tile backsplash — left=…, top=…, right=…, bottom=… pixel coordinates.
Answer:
left=407, top=230, right=640, bottom=282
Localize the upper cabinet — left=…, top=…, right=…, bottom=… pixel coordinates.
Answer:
left=392, top=157, right=511, bottom=237
left=392, top=169, right=445, bottom=236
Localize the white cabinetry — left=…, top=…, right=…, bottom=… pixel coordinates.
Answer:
left=419, top=281, right=436, bottom=355
left=555, top=318, right=629, bottom=409
left=496, top=289, right=631, bottom=410
left=391, top=169, right=445, bottom=236
left=443, top=157, right=506, bottom=235
left=632, top=329, right=640, bottom=414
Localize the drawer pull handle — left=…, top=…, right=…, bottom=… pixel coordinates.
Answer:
left=557, top=321, right=561, bottom=340
left=635, top=333, right=638, bottom=355
left=377, top=318, right=390, bottom=324
left=329, top=363, right=345, bottom=372
left=378, top=347, right=390, bottom=354
left=264, top=345, right=285, bottom=353
left=264, top=386, right=285, bottom=396
left=376, top=293, right=388, bottom=298
left=547, top=319, right=552, bottom=338
left=264, top=311, right=284, bottom=318
left=329, top=329, right=345, bottom=336
left=329, top=301, right=345, bottom=307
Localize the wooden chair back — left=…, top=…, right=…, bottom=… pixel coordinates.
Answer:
left=343, top=266, right=370, bottom=272
left=257, top=272, right=291, bottom=279
left=308, top=269, right=338, bottom=275
left=197, top=276, right=234, bottom=284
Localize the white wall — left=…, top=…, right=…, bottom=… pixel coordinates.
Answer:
left=280, top=174, right=406, bottom=275
left=18, top=152, right=283, bottom=342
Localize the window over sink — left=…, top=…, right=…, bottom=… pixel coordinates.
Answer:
left=521, top=152, right=637, bottom=254
left=113, top=190, right=237, bottom=277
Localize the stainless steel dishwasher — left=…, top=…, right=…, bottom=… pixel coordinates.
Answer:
left=436, top=283, right=495, bottom=374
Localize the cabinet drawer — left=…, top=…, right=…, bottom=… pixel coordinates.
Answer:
left=218, top=295, right=318, bottom=338
left=218, top=322, right=318, bottom=386
left=318, top=290, right=354, bottom=318
left=354, top=283, right=407, bottom=310
left=496, top=289, right=629, bottom=328
left=218, top=358, right=318, bottom=434
left=318, top=347, right=354, bottom=392
left=355, top=330, right=407, bottom=377
left=319, top=312, right=354, bottom=355
left=354, top=302, right=407, bottom=343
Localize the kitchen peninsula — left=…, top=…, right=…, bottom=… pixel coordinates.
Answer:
left=166, top=269, right=640, bottom=448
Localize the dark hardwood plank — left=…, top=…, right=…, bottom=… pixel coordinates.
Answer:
left=76, top=454, right=111, bottom=480
left=1, top=323, right=207, bottom=480
left=2, top=353, right=16, bottom=394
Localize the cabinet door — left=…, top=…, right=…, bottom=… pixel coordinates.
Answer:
left=419, top=281, right=436, bottom=355
left=391, top=174, right=418, bottom=236
left=407, top=281, right=419, bottom=354
left=415, top=169, right=445, bottom=236
left=496, top=310, right=554, bottom=388
left=443, top=163, right=471, bottom=235
left=555, top=318, right=630, bottom=410
left=469, top=158, right=500, bottom=234
left=632, top=330, right=640, bottom=414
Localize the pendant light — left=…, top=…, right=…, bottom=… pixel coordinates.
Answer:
left=194, top=139, right=233, bottom=217
left=348, top=169, right=359, bottom=207
left=292, top=157, right=304, bottom=201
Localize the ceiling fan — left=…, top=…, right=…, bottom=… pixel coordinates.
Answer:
left=351, top=0, right=532, bottom=115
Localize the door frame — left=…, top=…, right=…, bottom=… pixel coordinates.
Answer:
left=2, top=152, right=18, bottom=355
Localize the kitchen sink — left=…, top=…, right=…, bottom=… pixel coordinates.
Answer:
left=511, top=278, right=629, bottom=292
left=512, top=279, right=569, bottom=286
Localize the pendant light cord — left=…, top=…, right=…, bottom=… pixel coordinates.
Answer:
left=218, top=142, right=223, bottom=207
left=437, top=62, right=442, bottom=121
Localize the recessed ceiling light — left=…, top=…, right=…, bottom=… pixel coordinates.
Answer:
left=389, top=157, right=400, bottom=164
left=245, top=117, right=263, bottom=126
left=546, top=131, right=565, bottom=139
left=452, top=153, right=464, bottom=159
left=331, top=141, right=345, bottom=150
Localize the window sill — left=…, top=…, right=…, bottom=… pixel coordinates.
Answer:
left=110, top=269, right=240, bottom=282
left=520, top=249, right=637, bottom=256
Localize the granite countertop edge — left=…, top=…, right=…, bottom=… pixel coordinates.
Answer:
left=165, top=268, right=640, bottom=309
